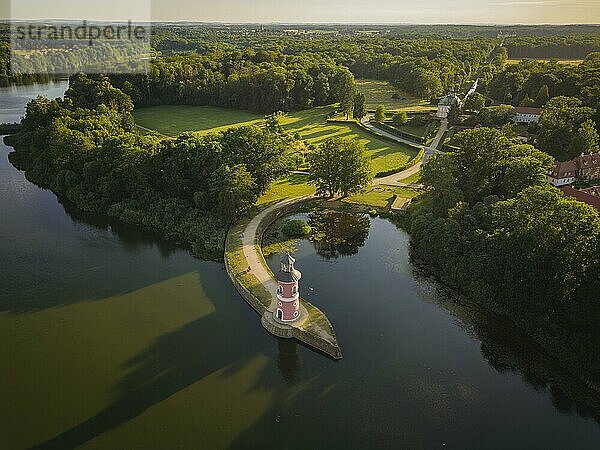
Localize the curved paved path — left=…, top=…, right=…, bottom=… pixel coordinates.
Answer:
left=367, top=118, right=447, bottom=186
left=240, top=194, right=316, bottom=319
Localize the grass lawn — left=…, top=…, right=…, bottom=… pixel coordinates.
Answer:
left=399, top=170, right=422, bottom=184
left=134, top=105, right=263, bottom=136
left=225, top=218, right=273, bottom=308
left=259, top=173, right=421, bottom=210
left=356, top=79, right=435, bottom=112
left=281, top=106, right=419, bottom=176
left=135, top=104, right=419, bottom=177
left=257, top=174, right=316, bottom=206
left=396, top=123, right=429, bottom=137
left=344, top=185, right=421, bottom=209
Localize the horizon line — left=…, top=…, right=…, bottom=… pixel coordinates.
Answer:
left=2, top=19, right=600, bottom=26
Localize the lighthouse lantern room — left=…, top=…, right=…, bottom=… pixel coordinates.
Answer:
left=274, top=252, right=302, bottom=322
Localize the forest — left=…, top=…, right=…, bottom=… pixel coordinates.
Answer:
left=108, top=50, right=357, bottom=113
left=410, top=127, right=600, bottom=385
left=5, top=74, right=291, bottom=259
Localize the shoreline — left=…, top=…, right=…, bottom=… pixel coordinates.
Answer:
left=224, top=195, right=343, bottom=360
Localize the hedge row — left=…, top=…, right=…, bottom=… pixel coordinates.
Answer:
left=373, top=121, right=427, bottom=144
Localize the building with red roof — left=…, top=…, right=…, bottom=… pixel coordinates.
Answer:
left=560, top=186, right=600, bottom=212
left=547, top=152, right=600, bottom=187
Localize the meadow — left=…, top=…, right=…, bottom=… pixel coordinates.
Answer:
left=134, top=104, right=422, bottom=208
left=356, top=79, right=436, bottom=112
left=505, top=59, right=583, bottom=65
left=256, top=173, right=420, bottom=210
left=133, top=105, right=264, bottom=136
left=135, top=104, right=419, bottom=177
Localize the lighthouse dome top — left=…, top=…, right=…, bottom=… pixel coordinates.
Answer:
left=281, top=252, right=295, bottom=265
left=277, top=252, right=302, bottom=283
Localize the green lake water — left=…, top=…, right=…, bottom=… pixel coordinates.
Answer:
left=1, top=83, right=599, bottom=449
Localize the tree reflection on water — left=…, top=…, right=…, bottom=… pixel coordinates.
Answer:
left=308, top=211, right=370, bottom=259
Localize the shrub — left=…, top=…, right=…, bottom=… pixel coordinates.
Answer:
left=282, top=219, right=311, bottom=237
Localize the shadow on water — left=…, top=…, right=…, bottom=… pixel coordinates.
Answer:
left=0, top=189, right=207, bottom=314
left=62, top=201, right=181, bottom=260
left=30, top=308, right=321, bottom=449
left=28, top=274, right=282, bottom=449
left=413, top=264, right=600, bottom=425
left=277, top=339, right=301, bottom=382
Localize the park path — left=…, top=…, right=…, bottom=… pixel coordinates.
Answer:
left=369, top=118, right=447, bottom=187
left=240, top=194, right=316, bottom=311
left=237, top=118, right=449, bottom=299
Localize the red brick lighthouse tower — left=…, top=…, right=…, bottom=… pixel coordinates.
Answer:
left=275, top=253, right=302, bottom=323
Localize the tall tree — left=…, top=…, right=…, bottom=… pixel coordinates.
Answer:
left=374, top=105, right=386, bottom=123
left=392, top=111, right=409, bottom=127
left=211, top=164, right=258, bottom=221
left=313, top=73, right=330, bottom=106
left=537, top=96, right=596, bottom=161
left=535, top=84, right=550, bottom=107
left=571, top=119, right=600, bottom=156
left=307, top=137, right=372, bottom=197
left=463, top=92, right=486, bottom=113
left=353, top=92, right=367, bottom=120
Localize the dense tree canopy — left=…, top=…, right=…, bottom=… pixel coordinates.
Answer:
left=7, top=75, right=289, bottom=258
left=536, top=96, right=597, bottom=161
left=307, top=137, right=372, bottom=197
left=487, top=53, right=600, bottom=131
left=411, top=127, right=600, bottom=382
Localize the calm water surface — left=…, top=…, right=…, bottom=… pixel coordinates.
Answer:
left=1, top=83, right=599, bottom=449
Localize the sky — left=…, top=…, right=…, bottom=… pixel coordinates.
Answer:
left=3, top=0, right=600, bottom=24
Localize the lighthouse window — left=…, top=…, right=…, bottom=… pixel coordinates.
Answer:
left=293, top=301, right=297, bottom=307
left=294, top=311, right=299, bottom=318
left=278, top=301, right=282, bottom=307
left=277, top=286, right=283, bottom=295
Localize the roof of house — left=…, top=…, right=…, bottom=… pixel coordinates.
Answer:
left=438, top=94, right=460, bottom=106
left=575, top=152, right=600, bottom=170
left=560, top=186, right=600, bottom=211
left=548, top=152, right=600, bottom=178
left=580, top=186, right=600, bottom=197
left=548, top=160, right=578, bottom=179
left=514, top=107, right=542, bottom=115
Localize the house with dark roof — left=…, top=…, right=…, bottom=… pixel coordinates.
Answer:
left=581, top=186, right=600, bottom=197
left=547, top=152, right=600, bottom=187
left=547, top=160, right=578, bottom=186
left=436, top=94, right=460, bottom=119
left=576, top=153, right=600, bottom=180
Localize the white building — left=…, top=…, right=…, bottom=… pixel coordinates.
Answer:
left=437, top=94, right=460, bottom=119
left=513, top=106, right=542, bottom=124
left=547, top=160, right=577, bottom=187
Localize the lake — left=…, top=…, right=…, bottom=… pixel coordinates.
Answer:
left=1, top=82, right=599, bottom=449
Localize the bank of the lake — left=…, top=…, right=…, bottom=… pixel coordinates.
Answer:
left=3, top=82, right=600, bottom=449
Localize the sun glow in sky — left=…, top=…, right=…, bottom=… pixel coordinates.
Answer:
left=3, top=0, right=600, bottom=24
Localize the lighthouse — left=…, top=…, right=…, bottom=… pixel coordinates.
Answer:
left=274, top=252, right=302, bottom=323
